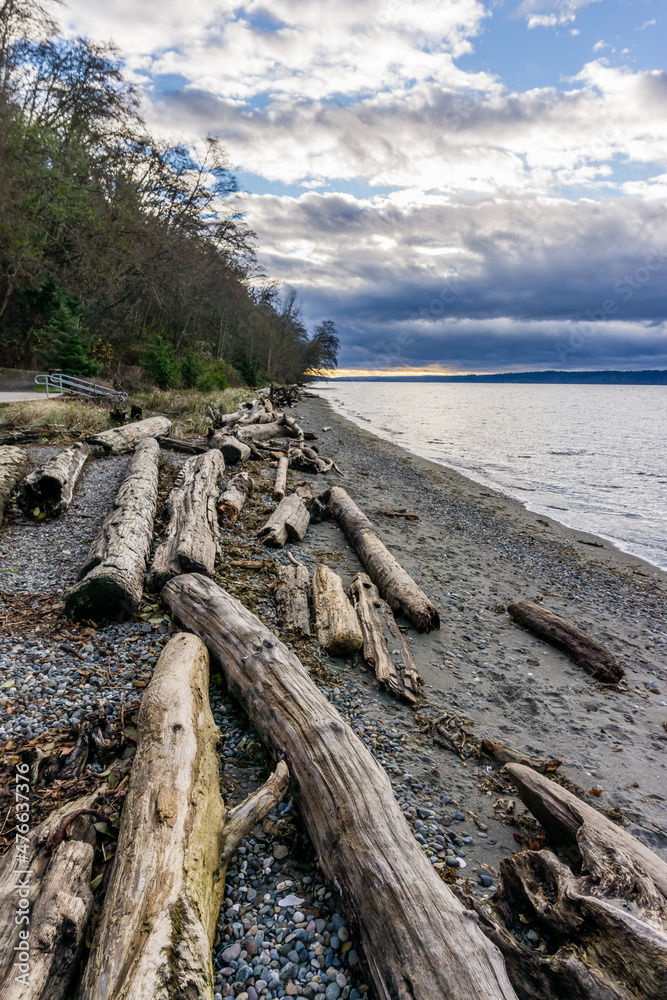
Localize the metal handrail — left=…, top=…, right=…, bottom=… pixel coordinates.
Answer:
left=35, top=372, right=128, bottom=401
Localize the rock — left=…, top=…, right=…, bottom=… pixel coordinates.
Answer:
left=273, top=844, right=289, bottom=860
left=479, top=874, right=493, bottom=887
left=223, top=943, right=242, bottom=963
left=286, top=984, right=300, bottom=996
left=325, top=984, right=341, bottom=1000
left=445, top=856, right=460, bottom=867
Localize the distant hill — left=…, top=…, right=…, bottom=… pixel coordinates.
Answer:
left=328, top=370, right=667, bottom=385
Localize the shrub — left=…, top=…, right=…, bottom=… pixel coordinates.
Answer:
left=142, top=336, right=181, bottom=389
left=197, top=360, right=229, bottom=391
left=180, top=349, right=204, bottom=388
left=238, top=353, right=257, bottom=387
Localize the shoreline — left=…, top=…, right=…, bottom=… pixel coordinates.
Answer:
left=313, top=383, right=667, bottom=575
left=297, top=392, right=667, bottom=859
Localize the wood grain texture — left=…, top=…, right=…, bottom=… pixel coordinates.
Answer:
left=218, top=472, right=254, bottom=525
left=507, top=601, right=624, bottom=682
left=162, top=574, right=517, bottom=1000
left=65, top=438, right=159, bottom=620
left=273, top=455, right=288, bottom=500
left=257, top=494, right=309, bottom=548
left=0, top=446, right=28, bottom=526
left=208, top=433, right=251, bottom=464
left=323, top=487, right=440, bottom=632
left=312, top=564, right=363, bottom=655
left=17, top=444, right=88, bottom=517
left=275, top=563, right=311, bottom=635
left=87, top=416, right=172, bottom=455
left=147, top=449, right=224, bottom=591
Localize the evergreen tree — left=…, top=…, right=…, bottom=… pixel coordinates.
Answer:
left=38, top=296, right=100, bottom=376
left=142, top=336, right=181, bottom=389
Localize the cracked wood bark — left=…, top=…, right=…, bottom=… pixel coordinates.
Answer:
left=275, top=563, right=311, bottom=635
left=80, top=633, right=288, bottom=1000
left=147, top=449, right=224, bottom=592
left=273, top=455, right=288, bottom=500
left=157, top=436, right=207, bottom=455
left=208, top=433, right=251, bottom=464
left=466, top=763, right=667, bottom=1000
left=507, top=601, right=624, bottom=683
left=235, top=421, right=286, bottom=443
left=348, top=573, right=422, bottom=705
left=257, top=494, right=309, bottom=548
left=65, top=438, right=159, bottom=620
left=218, top=472, right=254, bottom=525
left=0, top=446, right=28, bottom=526
left=16, top=443, right=88, bottom=517
left=312, top=564, right=363, bottom=656
left=323, top=487, right=440, bottom=632
left=162, top=574, right=517, bottom=1000
left=86, top=416, right=172, bottom=456
left=0, top=790, right=102, bottom=990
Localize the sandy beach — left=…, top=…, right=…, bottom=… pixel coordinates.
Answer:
left=293, top=392, right=667, bottom=862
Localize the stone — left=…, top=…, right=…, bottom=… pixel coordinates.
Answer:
left=223, top=943, right=243, bottom=963
left=325, top=984, right=341, bottom=1000
left=273, top=844, right=289, bottom=860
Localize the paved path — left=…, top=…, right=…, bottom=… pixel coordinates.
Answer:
left=0, top=392, right=50, bottom=402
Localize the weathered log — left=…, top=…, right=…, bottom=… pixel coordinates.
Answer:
left=0, top=790, right=102, bottom=991
left=147, top=449, right=224, bottom=592
left=0, top=427, right=59, bottom=446
left=208, top=432, right=251, bottom=464
left=465, top=762, right=667, bottom=1000
left=218, top=472, right=254, bottom=525
left=480, top=740, right=562, bottom=774
left=86, top=416, right=172, bottom=456
left=235, top=421, right=286, bottom=443
left=162, top=574, right=517, bottom=1000
left=275, top=562, right=311, bottom=634
left=507, top=601, right=624, bottom=683
left=283, top=414, right=304, bottom=442
left=65, top=438, right=159, bottom=620
left=0, top=446, right=28, bottom=526
left=273, top=455, right=289, bottom=500
left=157, top=435, right=207, bottom=455
left=80, top=633, right=288, bottom=1000
left=206, top=406, right=245, bottom=428
left=312, top=564, right=363, bottom=656
left=16, top=443, right=88, bottom=517
left=348, top=573, right=422, bottom=704
left=323, top=487, right=440, bottom=632
left=257, top=494, right=310, bottom=548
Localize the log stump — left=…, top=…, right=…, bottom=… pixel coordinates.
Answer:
left=312, top=564, right=363, bottom=655
left=218, top=472, right=254, bottom=526
left=17, top=443, right=88, bottom=517
left=257, top=494, right=309, bottom=548
left=0, top=446, right=28, bottom=526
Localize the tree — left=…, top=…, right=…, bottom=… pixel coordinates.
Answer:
left=142, top=336, right=180, bottom=389
left=304, top=320, right=340, bottom=379
left=36, top=292, right=100, bottom=375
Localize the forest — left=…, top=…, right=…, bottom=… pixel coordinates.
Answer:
left=0, top=0, right=339, bottom=388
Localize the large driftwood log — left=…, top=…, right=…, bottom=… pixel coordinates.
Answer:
left=86, top=416, right=172, bottom=455
left=0, top=790, right=102, bottom=994
left=16, top=443, right=88, bottom=517
left=348, top=573, right=422, bottom=704
left=162, top=574, right=517, bottom=1000
left=147, top=449, right=224, bottom=592
left=312, top=564, right=363, bottom=656
left=466, top=763, right=667, bottom=1000
left=157, top=435, right=206, bottom=455
left=208, top=432, right=251, bottom=464
left=0, top=446, right=28, bottom=526
left=324, top=487, right=440, bottom=632
left=235, top=421, right=286, bottom=443
left=80, top=633, right=288, bottom=1000
left=257, top=494, right=310, bottom=548
left=218, top=472, right=254, bottom=525
left=507, top=601, right=624, bottom=683
left=275, top=563, right=311, bottom=635
left=273, top=455, right=288, bottom=500
left=65, top=438, right=159, bottom=620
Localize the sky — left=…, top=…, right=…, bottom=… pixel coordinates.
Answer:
left=64, top=0, right=667, bottom=374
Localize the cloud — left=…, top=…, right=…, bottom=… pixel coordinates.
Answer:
left=514, top=0, right=600, bottom=30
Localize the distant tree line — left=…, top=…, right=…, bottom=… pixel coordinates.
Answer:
left=0, top=0, right=339, bottom=386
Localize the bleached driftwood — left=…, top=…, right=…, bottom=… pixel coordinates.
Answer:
left=273, top=455, right=289, bottom=500
left=507, top=601, right=624, bottom=683
left=348, top=573, right=422, bottom=704
left=147, top=449, right=224, bottom=591
left=65, top=438, right=159, bottom=619
left=86, top=416, right=172, bottom=455
left=275, top=562, right=311, bottom=635
left=312, top=564, right=363, bottom=656
left=162, top=574, right=517, bottom=1000
left=218, top=472, right=254, bottom=526
left=80, top=633, right=288, bottom=1000
left=17, top=443, right=88, bottom=517
left=324, top=486, right=439, bottom=632
left=257, top=494, right=309, bottom=548
left=0, top=446, right=28, bottom=526
left=208, top=432, right=251, bottom=465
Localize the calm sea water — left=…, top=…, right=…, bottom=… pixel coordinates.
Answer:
left=313, top=382, right=667, bottom=572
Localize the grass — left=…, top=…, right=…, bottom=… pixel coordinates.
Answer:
left=0, top=398, right=110, bottom=435
left=128, top=386, right=253, bottom=436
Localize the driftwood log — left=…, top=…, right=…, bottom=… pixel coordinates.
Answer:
left=348, top=573, right=422, bottom=704
left=257, top=494, right=309, bottom=548
left=235, top=421, right=286, bottom=443
left=147, top=449, right=224, bottom=591
left=324, top=487, right=440, bottom=632
left=480, top=740, right=562, bottom=774
left=467, top=763, right=667, bottom=1000
left=157, top=435, right=206, bottom=455
left=162, top=574, right=517, bottom=1000
left=273, top=455, right=288, bottom=500
left=16, top=443, right=88, bottom=517
left=208, top=432, right=251, bottom=465
left=80, top=633, right=288, bottom=1000
left=65, top=438, right=159, bottom=620
left=86, top=416, right=172, bottom=455
left=0, top=790, right=102, bottom=997
left=218, top=472, right=254, bottom=525
left=0, top=446, right=28, bottom=526
left=312, top=564, right=363, bottom=656
left=275, top=562, right=311, bottom=634
left=507, top=601, right=624, bottom=683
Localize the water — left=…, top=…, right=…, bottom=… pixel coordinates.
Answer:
left=313, top=382, right=667, bottom=571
